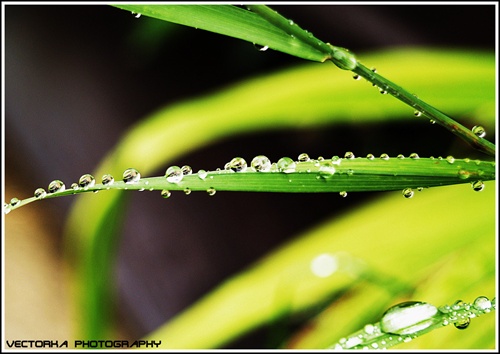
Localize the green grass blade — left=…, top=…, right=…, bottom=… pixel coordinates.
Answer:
left=112, top=4, right=329, bottom=62
left=54, top=48, right=493, bottom=340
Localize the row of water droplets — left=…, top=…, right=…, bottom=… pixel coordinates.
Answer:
left=352, top=68, right=489, bottom=136
left=331, top=296, right=495, bottom=350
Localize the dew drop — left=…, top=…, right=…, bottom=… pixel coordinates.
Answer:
left=207, top=187, right=216, bottom=196
left=371, top=67, right=377, bottom=73
left=48, top=180, right=65, bottom=193
left=380, top=301, right=438, bottom=335
left=228, top=157, right=247, bottom=172
left=4, top=203, right=11, bottom=215
left=181, top=165, right=193, bottom=175
left=131, top=11, right=141, bottom=18
left=380, top=153, right=390, bottom=160
left=402, top=188, right=414, bottom=198
left=429, top=119, right=436, bottom=124
left=364, top=324, right=375, bottom=335
left=366, top=153, right=374, bottom=160
left=289, top=19, right=294, bottom=25
left=123, top=168, right=140, bottom=184
left=161, top=190, right=171, bottom=199
left=251, top=155, right=271, bottom=172
left=472, top=125, right=486, bottom=138
left=344, top=151, right=355, bottom=159
left=409, top=153, right=420, bottom=159
left=78, top=174, right=96, bottom=189
left=254, top=43, right=269, bottom=51
left=184, top=188, right=191, bottom=195
left=414, top=110, right=422, bottom=117
left=34, top=188, right=47, bottom=199
left=397, top=154, right=405, bottom=159
left=71, top=183, right=79, bottom=190
left=277, top=157, right=296, bottom=173
left=339, top=191, right=348, bottom=198
left=102, top=174, right=114, bottom=186
left=379, top=88, right=387, bottom=94
left=454, top=317, right=470, bottom=330
left=471, top=180, right=484, bottom=192
left=318, top=163, right=336, bottom=178
left=197, top=169, right=208, bottom=180
left=10, top=198, right=20, bottom=207
left=298, top=153, right=310, bottom=162
left=166, top=166, right=183, bottom=183
left=353, top=74, right=360, bottom=80
left=446, top=155, right=455, bottom=164
left=473, top=296, right=492, bottom=311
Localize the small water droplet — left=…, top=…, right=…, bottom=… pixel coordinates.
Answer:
left=339, top=191, right=348, bottom=198
left=397, top=154, right=405, bottom=159
left=414, top=110, right=422, bottom=117
left=48, top=180, right=65, bottom=193
left=366, top=153, right=374, bottom=160
left=346, top=169, right=354, bottom=176
left=181, top=165, right=193, bottom=175
left=471, top=180, right=484, bottom=192
left=71, top=183, right=79, bottom=190
left=473, top=296, right=492, bottom=311
left=161, top=190, right=171, bottom=199
left=344, top=151, right=355, bottom=159
left=4, top=203, right=12, bottom=215
left=277, top=157, right=296, bottom=173
left=380, top=301, right=438, bottom=335
left=251, top=155, right=271, bottom=172
left=184, top=188, right=191, bottom=195
left=409, top=153, right=420, bottom=159
left=298, top=153, right=310, bottom=162
left=429, top=119, right=436, bottom=124
left=446, top=155, right=455, bottom=164
left=34, top=188, right=47, bottom=199
left=166, top=166, right=183, bottom=183
left=10, top=198, right=20, bottom=207
left=78, top=174, right=96, bottom=189
left=197, top=169, right=208, bottom=180
left=402, top=188, right=414, bottom=198
left=254, top=43, right=269, bottom=51
left=102, top=174, right=114, bottom=186
left=318, top=162, right=336, bottom=178
left=371, top=67, right=377, bottom=73
left=123, top=168, right=140, bottom=184
left=364, top=324, right=375, bottom=335
left=380, top=153, right=390, bottom=160
left=131, top=11, right=141, bottom=18
left=379, top=88, right=387, bottom=94
left=207, top=188, right=216, bottom=196
left=472, top=125, right=486, bottom=138
left=228, top=157, right=247, bottom=172
left=454, top=317, right=470, bottom=330
left=289, top=19, right=294, bottom=25
left=353, top=74, right=360, bottom=80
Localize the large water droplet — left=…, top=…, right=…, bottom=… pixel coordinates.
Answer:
left=446, top=156, right=455, bottom=164
left=298, top=153, right=310, bottom=162
left=454, top=317, right=470, bottom=330
left=402, top=188, right=414, bottom=199
left=78, top=174, right=96, bottom=189
left=344, top=151, right=355, bottom=159
left=472, top=125, right=486, bottom=138
left=251, top=155, right=271, bottom=172
left=34, top=188, right=47, bottom=199
left=123, top=168, right=140, bottom=184
left=228, top=157, right=247, bottom=172
left=102, top=174, right=114, bottom=186
left=277, top=157, right=296, bottom=173
left=380, top=301, right=438, bottom=335
left=48, top=180, right=65, bottom=193
left=471, top=180, right=484, bottom=192
left=318, top=162, right=336, bottom=178
left=166, top=166, right=183, bottom=183
left=473, top=296, right=492, bottom=311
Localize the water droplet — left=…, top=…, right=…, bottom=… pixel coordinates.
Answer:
left=298, top=153, right=310, bottom=162
left=184, top=188, right=191, bottom=195
left=181, top=165, right=193, bottom=175
left=414, top=110, right=422, bottom=117
left=228, top=157, right=247, bottom=172
left=371, top=67, right=377, bottom=73
left=207, top=188, right=216, bottom=196
left=10, top=198, right=20, bottom=207
left=380, top=153, right=390, bottom=160
left=364, top=324, right=375, bottom=335
left=380, top=301, right=438, bottom=335
left=409, top=153, right=420, bottom=159
left=454, top=317, right=470, bottom=330
left=71, top=183, right=79, bottom=190
left=48, top=180, right=65, bottom=193
left=471, top=180, right=484, bottom=192
left=472, top=125, right=486, bottom=138
left=366, top=154, right=374, bottom=160
left=446, top=156, right=455, bottom=164
left=161, top=190, right=171, bottom=199
left=344, top=151, right=355, bottom=159
left=473, top=296, right=492, bottom=311
left=165, top=166, right=183, bottom=183
left=397, top=154, right=405, bottom=159
left=310, top=253, right=338, bottom=278
left=379, top=88, right=387, bottom=94
left=402, top=188, right=414, bottom=198
left=251, top=155, right=271, bottom=172
left=197, top=169, right=208, bottom=180
left=78, top=174, right=95, bottom=189
left=4, top=203, right=12, bottom=215
left=131, top=11, right=141, bottom=18
left=353, top=74, right=360, bottom=80
left=34, top=188, right=47, bottom=199
left=429, top=119, right=436, bottom=124
left=318, top=162, right=336, bottom=178
left=254, top=43, right=269, bottom=51
left=277, top=157, right=296, bottom=173
left=339, top=191, right=348, bottom=198
left=289, top=19, right=294, bottom=25
left=102, top=174, right=114, bottom=186
left=123, top=168, right=140, bottom=184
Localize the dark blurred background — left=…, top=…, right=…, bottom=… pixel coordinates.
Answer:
left=4, top=3, right=495, bottom=348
